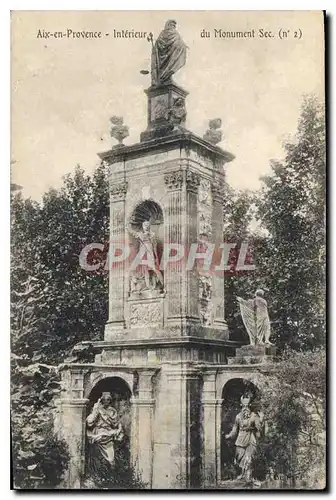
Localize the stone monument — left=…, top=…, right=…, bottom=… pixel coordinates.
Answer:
left=55, top=21, right=276, bottom=490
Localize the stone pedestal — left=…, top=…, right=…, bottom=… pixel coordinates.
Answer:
left=140, top=83, right=188, bottom=142
left=228, top=344, right=277, bottom=365
left=56, top=350, right=276, bottom=489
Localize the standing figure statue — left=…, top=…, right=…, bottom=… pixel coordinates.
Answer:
left=237, top=289, right=272, bottom=345
left=86, top=392, right=124, bottom=482
left=128, top=220, right=164, bottom=292
left=225, top=394, right=263, bottom=483
left=150, top=20, right=187, bottom=86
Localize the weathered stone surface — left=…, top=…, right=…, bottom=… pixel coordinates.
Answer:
left=57, top=59, right=247, bottom=489
left=227, top=344, right=277, bottom=365
left=236, top=344, right=277, bottom=357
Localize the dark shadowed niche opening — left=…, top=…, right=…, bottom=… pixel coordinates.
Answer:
left=85, top=376, right=132, bottom=481
left=220, top=378, right=260, bottom=481
left=129, top=199, right=163, bottom=231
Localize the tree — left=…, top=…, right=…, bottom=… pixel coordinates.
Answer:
left=11, top=163, right=110, bottom=488
left=256, top=95, right=325, bottom=350
left=11, top=163, right=109, bottom=364
left=223, top=186, right=267, bottom=342
left=253, top=347, right=326, bottom=488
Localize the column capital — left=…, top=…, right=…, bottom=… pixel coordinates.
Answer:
left=202, top=369, right=219, bottom=381
left=110, top=181, right=128, bottom=202
left=164, top=170, right=183, bottom=191
left=185, top=169, right=200, bottom=193
left=165, top=367, right=201, bottom=381
left=131, top=397, right=155, bottom=407
left=202, top=398, right=219, bottom=407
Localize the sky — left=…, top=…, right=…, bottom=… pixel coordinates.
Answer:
left=11, top=10, right=324, bottom=200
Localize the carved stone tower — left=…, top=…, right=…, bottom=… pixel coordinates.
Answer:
left=94, top=76, right=237, bottom=487
left=55, top=23, right=273, bottom=491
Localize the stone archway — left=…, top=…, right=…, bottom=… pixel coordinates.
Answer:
left=220, top=378, right=260, bottom=481
left=84, top=376, right=132, bottom=486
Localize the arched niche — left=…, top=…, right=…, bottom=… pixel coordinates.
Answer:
left=129, top=199, right=164, bottom=232
left=85, top=376, right=132, bottom=483
left=220, top=378, right=260, bottom=481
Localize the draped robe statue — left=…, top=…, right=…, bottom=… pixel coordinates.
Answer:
left=128, top=220, right=164, bottom=291
left=237, top=289, right=272, bottom=345
left=151, top=20, right=187, bottom=86
left=225, top=395, right=263, bottom=482
left=86, top=393, right=124, bottom=482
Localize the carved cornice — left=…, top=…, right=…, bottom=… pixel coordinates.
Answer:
left=110, top=181, right=128, bottom=202
left=99, top=131, right=235, bottom=165
left=164, top=171, right=183, bottom=191
left=186, top=170, right=200, bottom=193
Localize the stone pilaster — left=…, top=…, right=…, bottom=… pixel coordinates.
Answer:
left=215, top=397, right=224, bottom=482
left=58, top=398, right=89, bottom=488
left=106, top=181, right=128, bottom=333
left=152, top=366, right=201, bottom=489
left=186, top=170, right=200, bottom=321
left=131, top=371, right=155, bottom=487
left=211, top=180, right=227, bottom=328
left=164, top=171, right=184, bottom=322
left=201, top=371, right=219, bottom=486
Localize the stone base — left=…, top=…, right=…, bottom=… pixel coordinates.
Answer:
left=140, top=82, right=188, bottom=142
left=105, top=321, right=230, bottom=342
left=228, top=344, right=277, bottom=365
left=87, top=336, right=239, bottom=366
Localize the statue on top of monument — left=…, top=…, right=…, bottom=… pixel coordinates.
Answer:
left=237, top=289, right=273, bottom=345
left=149, top=20, right=187, bottom=86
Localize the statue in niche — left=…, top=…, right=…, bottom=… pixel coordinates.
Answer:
left=225, top=394, right=263, bottom=483
left=149, top=20, right=187, bottom=86
left=237, top=289, right=272, bottom=345
left=86, top=392, right=124, bottom=482
left=128, top=220, right=164, bottom=293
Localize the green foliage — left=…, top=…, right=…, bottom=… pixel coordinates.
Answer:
left=84, top=452, right=148, bottom=490
left=224, top=95, right=325, bottom=351
left=11, top=162, right=109, bottom=363
left=11, top=357, right=70, bottom=489
left=10, top=95, right=326, bottom=489
left=253, top=348, right=326, bottom=488
left=256, top=96, right=325, bottom=350
left=223, top=187, right=261, bottom=342
left=11, top=163, right=109, bottom=488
